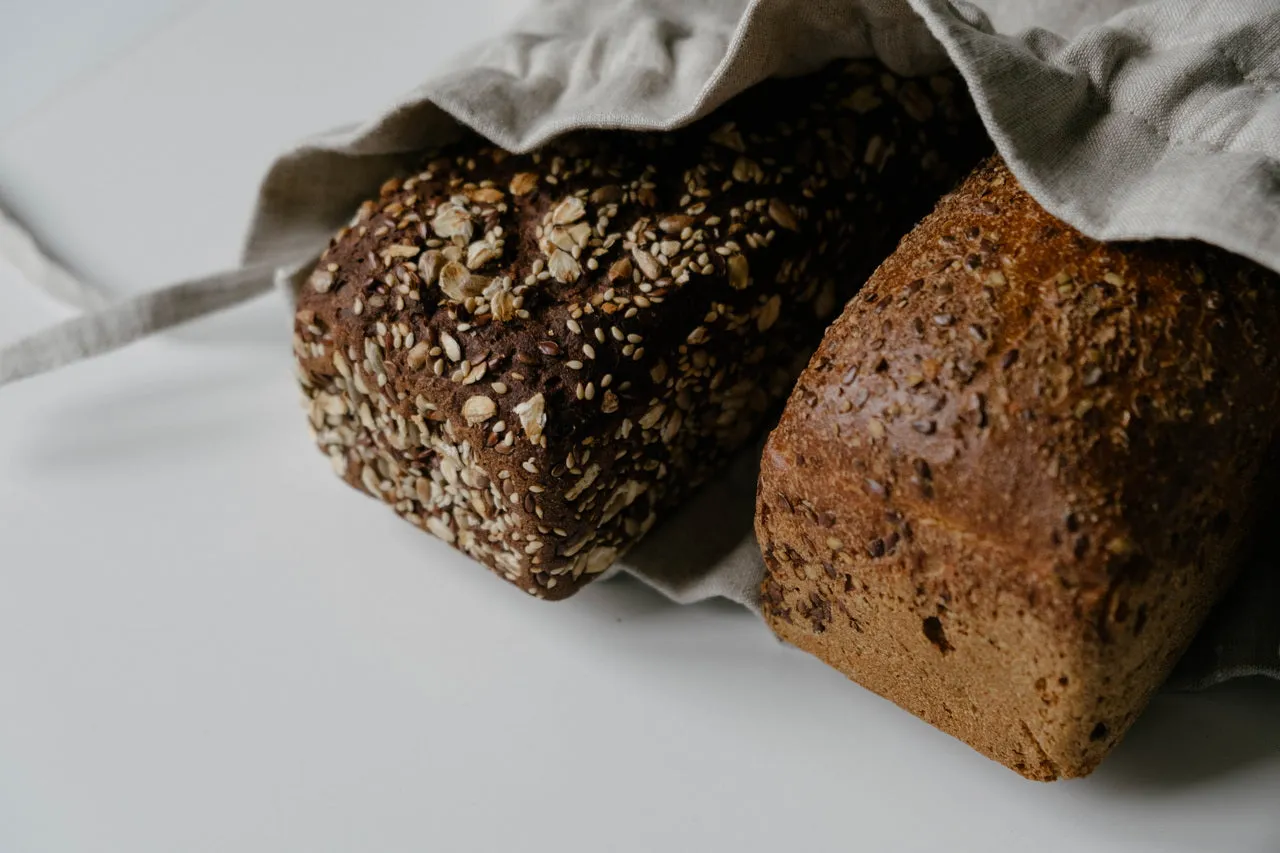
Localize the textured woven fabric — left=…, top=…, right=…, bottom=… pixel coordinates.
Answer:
left=1, top=0, right=1276, bottom=681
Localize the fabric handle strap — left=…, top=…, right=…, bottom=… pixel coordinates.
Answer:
left=0, top=204, right=281, bottom=387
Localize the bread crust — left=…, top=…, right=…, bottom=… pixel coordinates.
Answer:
left=757, top=157, right=1280, bottom=778
left=294, top=61, right=988, bottom=598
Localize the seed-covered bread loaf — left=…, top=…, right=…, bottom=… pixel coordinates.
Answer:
left=294, top=61, right=987, bottom=599
left=756, top=157, right=1280, bottom=778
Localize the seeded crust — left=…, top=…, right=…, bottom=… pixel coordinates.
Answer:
left=756, top=157, right=1280, bottom=779
left=293, top=61, right=988, bottom=599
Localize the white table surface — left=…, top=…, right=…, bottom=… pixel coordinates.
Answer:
left=2, top=2, right=1279, bottom=851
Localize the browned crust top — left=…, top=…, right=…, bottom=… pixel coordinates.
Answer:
left=760, top=156, right=1280, bottom=625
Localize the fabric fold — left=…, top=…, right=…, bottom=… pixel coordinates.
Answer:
left=911, top=0, right=1280, bottom=271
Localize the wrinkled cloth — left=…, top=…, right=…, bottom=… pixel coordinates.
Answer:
left=1, top=0, right=1276, bottom=682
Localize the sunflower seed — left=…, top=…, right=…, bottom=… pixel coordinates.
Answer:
left=758, top=295, right=782, bottom=331
left=632, top=247, right=660, bottom=280
left=659, top=215, right=694, bottom=234
left=440, top=331, right=462, bottom=362
left=469, top=187, right=505, bottom=204
left=728, top=254, right=749, bottom=289
left=590, top=185, right=622, bottom=205
left=426, top=515, right=456, bottom=544
left=768, top=199, right=799, bottom=231
left=608, top=257, right=634, bottom=282
left=383, top=243, right=420, bottom=260
left=406, top=341, right=432, bottom=370
left=640, top=403, right=666, bottom=430
left=564, top=464, right=600, bottom=501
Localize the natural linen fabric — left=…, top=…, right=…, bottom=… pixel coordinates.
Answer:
left=0, top=0, right=1276, bottom=683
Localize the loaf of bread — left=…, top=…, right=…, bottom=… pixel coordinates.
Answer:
left=756, top=157, right=1280, bottom=779
left=294, top=61, right=987, bottom=599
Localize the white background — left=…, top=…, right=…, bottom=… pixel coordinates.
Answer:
left=2, top=1, right=1279, bottom=851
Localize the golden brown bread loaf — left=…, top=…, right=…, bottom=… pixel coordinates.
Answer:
left=293, top=60, right=987, bottom=599
left=755, top=157, right=1280, bottom=779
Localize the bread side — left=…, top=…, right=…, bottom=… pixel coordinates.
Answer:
left=294, top=61, right=988, bottom=599
left=756, top=157, right=1280, bottom=778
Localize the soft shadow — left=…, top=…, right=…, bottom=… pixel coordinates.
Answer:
left=13, top=355, right=287, bottom=472
left=1084, top=677, right=1280, bottom=792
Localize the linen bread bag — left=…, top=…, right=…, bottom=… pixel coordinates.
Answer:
left=756, top=157, right=1280, bottom=779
